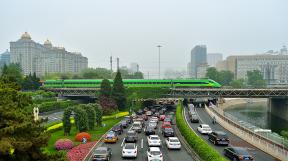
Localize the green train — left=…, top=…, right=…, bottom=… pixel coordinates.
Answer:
left=43, top=79, right=221, bottom=88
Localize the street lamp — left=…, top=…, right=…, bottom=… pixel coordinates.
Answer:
left=157, top=45, right=162, bottom=79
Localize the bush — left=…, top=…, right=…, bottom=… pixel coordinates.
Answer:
left=75, top=132, right=91, bottom=142
left=39, top=100, right=76, bottom=113
left=176, top=103, right=227, bottom=161
left=54, top=139, right=74, bottom=150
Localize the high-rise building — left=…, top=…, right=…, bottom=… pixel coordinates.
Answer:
left=207, top=53, right=223, bottom=67
left=196, top=63, right=208, bottom=78
left=0, top=49, right=10, bottom=67
left=190, top=45, right=207, bottom=78
left=10, top=32, right=88, bottom=76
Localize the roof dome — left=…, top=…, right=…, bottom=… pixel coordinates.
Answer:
left=21, top=32, right=31, bottom=40
left=44, top=39, right=52, bottom=47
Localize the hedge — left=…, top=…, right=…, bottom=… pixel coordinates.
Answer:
left=102, top=111, right=129, bottom=121
left=176, top=103, right=227, bottom=161
left=39, top=100, right=77, bottom=113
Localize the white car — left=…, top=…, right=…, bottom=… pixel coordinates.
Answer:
left=151, top=117, right=159, bottom=122
left=122, top=143, right=137, bottom=158
left=197, top=124, right=212, bottom=134
left=146, top=111, right=152, bottom=116
left=147, top=147, right=163, bottom=161
left=165, top=137, right=181, bottom=149
left=148, top=121, right=157, bottom=129
left=147, top=135, right=161, bottom=146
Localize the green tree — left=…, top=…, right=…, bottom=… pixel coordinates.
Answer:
left=63, top=107, right=73, bottom=135
left=1, top=63, right=23, bottom=87
left=219, top=70, right=234, bottom=85
left=0, top=82, right=50, bottom=161
left=83, top=104, right=96, bottom=130
left=206, top=67, right=220, bottom=82
left=100, top=79, right=112, bottom=98
left=247, top=70, right=266, bottom=87
left=74, top=106, right=89, bottom=132
left=230, top=79, right=245, bottom=88
left=112, top=71, right=126, bottom=111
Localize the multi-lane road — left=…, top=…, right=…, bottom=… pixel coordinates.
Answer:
left=184, top=106, right=277, bottom=161
left=88, top=113, right=194, bottom=161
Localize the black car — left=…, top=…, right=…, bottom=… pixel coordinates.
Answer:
left=190, top=113, right=199, bottom=123
left=112, top=124, right=123, bottom=135
left=92, top=147, right=112, bottom=161
left=208, top=131, right=229, bottom=145
left=125, top=130, right=138, bottom=143
left=162, top=127, right=174, bottom=137
left=124, top=116, right=133, bottom=124
left=144, top=126, right=156, bottom=135
left=120, top=121, right=128, bottom=128
left=223, top=147, right=254, bottom=161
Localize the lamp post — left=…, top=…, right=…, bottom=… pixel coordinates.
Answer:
left=157, top=45, right=162, bottom=79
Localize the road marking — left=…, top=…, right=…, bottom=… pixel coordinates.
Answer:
left=194, top=107, right=205, bottom=124
left=183, top=107, right=200, bottom=137
left=121, top=138, right=125, bottom=147
left=141, top=139, right=143, bottom=149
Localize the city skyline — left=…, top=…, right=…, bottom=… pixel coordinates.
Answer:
left=0, top=0, right=287, bottom=77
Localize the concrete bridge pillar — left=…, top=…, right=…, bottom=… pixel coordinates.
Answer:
left=268, top=97, right=288, bottom=121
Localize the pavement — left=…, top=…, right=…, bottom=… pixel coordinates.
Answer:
left=40, top=111, right=64, bottom=124
left=87, top=113, right=195, bottom=161
left=184, top=106, right=277, bottom=161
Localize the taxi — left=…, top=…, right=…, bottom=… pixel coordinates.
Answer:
left=104, top=131, right=118, bottom=143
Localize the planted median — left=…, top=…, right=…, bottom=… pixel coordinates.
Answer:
left=176, top=103, right=227, bottom=161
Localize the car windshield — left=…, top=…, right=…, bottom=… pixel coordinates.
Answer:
left=151, top=136, right=159, bottom=140
left=127, top=131, right=135, bottom=136
left=170, top=138, right=179, bottom=142
left=165, top=128, right=173, bottom=132
left=192, top=114, right=198, bottom=117
left=94, top=149, right=106, bottom=154
left=235, top=148, right=249, bottom=155
left=125, top=144, right=135, bottom=149
left=150, top=151, right=161, bottom=155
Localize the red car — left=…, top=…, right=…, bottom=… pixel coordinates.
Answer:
left=159, top=115, right=165, bottom=121
left=162, top=121, right=172, bottom=129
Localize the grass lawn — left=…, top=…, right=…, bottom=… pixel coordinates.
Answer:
left=44, top=117, right=124, bottom=154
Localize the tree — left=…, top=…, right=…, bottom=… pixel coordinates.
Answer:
left=1, top=63, right=23, bottom=87
left=22, top=72, right=41, bottom=90
left=83, top=104, right=96, bottom=130
left=92, top=104, right=103, bottom=127
left=0, top=82, right=50, bottom=160
left=230, top=79, right=245, bottom=88
left=219, top=70, right=234, bottom=85
left=73, top=106, right=88, bottom=132
left=63, top=107, right=73, bottom=135
left=247, top=70, right=266, bottom=87
left=206, top=67, right=220, bottom=82
left=100, top=79, right=112, bottom=98
left=111, top=71, right=126, bottom=111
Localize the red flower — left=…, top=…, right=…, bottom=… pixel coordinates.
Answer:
left=67, top=141, right=97, bottom=161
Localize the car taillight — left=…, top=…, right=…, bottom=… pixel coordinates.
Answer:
left=134, top=151, right=136, bottom=153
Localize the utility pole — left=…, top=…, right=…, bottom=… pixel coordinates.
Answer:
left=116, top=57, right=119, bottom=71
left=110, top=56, right=113, bottom=78
left=157, top=45, right=162, bottom=79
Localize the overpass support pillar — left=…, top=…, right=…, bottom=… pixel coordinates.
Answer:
left=268, top=97, right=288, bottom=121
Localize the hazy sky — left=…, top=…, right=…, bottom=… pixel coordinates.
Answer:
left=0, top=0, right=287, bottom=78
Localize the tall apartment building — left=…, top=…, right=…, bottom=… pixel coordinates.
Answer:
left=129, top=62, right=139, bottom=73
left=207, top=53, right=223, bottom=67
left=10, top=32, right=88, bottom=76
left=0, top=49, right=10, bottom=67
left=189, top=45, right=207, bottom=78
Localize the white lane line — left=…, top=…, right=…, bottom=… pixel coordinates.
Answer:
left=194, top=107, right=205, bottom=124
left=141, top=139, right=143, bottom=149
left=121, top=138, right=125, bottom=147
left=183, top=107, right=200, bottom=137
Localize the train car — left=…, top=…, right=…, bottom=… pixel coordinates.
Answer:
left=43, top=79, right=221, bottom=88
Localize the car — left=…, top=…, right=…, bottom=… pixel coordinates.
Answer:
left=159, top=110, right=164, bottom=115
left=146, top=111, right=152, bottom=116
left=148, top=121, right=157, bottom=129
left=112, top=124, right=123, bottom=135
left=164, top=117, right=172, bottom=123
left=161, top=121, right=172, bottom=129
left=147, top=147, right=163, bottom=161
left=223, top=147, right=254, bottom=161
left=151, top=108, right=156, bottom=113
left=144, top=126, right=156, bottom=135
left=122, top=143, right=137, bottom=158
left=125, top=130, right=138, bottom=143
left=104, top=131, right=118, bottom=143
left=147, top=135, right=161, bottom=146
left=208, top=131, right=229, bottom=145
left=154, top=112, right=160, bottom=118
left=165, top=137, right=181, bottom=149
left=132, top=122, right=142, bottom=133
left=134, top=118, right=145, bottom=127
left=120, top=121, right=128, bottom=128
left=159, top=115, right=165, bottom=121
left=124, top=116, right=133, bottom=124
left=197, top=124, right=212, bottom=134
left=92, top=147, right=112, bottom=161
left=150, top=117, right=159, bottom=123
left=162, top=127, right=174, bottom=137
left=190, top=113, right=199, bottom=123
left=142, top=114, right=148, bottom=121
left=136, top=109, right=144, bottom=115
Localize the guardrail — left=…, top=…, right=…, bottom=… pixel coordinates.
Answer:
left=205, top=106, right=288, bottom=161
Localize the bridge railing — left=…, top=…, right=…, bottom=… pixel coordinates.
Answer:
left=206, top=106, right=288, bottom=161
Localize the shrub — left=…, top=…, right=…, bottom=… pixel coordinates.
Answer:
left=75, top=132, right=91, bottom=142
left=176, top=103, right=227, bottom=161
left=54, top=139, right=74, bottom=150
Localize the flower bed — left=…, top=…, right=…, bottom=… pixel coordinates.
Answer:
left=75, top=132, right=91, bottom=142
left=55, top=139, right=74, bottom=150
left=67, top=141, right=96, bottom=161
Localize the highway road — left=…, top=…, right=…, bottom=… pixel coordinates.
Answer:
left=184, top=105, right=277, bottom=161
left=40, top=111, right=63, bottom=124
left=88, top=113, right=194, bottom=161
